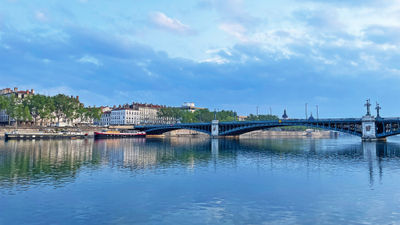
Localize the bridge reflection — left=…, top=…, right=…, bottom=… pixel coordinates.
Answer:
left=1, top=138, right=400, bottom=190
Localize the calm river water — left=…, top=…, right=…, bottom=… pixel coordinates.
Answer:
left=2, top=136, right=400, bottom=224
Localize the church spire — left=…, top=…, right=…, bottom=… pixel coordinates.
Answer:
left=282, top=109, right=288, bottom=120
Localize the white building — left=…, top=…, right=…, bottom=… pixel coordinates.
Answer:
left=100, top=111, right=111, bottom=126
left=181, top=102, right=204, bottom=112
left=97, top=102, right=175, bottom=126
left=110, top=108, right=138, bottom=125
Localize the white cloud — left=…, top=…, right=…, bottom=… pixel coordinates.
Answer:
left=150, top=12, right=192, bottom=34
left=219, top=23, right=248, bottom=42
left=205, top=48, right=232, bottom=56
left=360, top=53, right=380, bottom=70
left=200, top=57, right=229, bottom=64
left=78, top=55, right=101, bottom=66
left=35, top=11, right=47, bottom=22
left=201, top=48, right=232, bottom=64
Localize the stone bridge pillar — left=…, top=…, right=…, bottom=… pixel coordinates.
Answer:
left=211, top=120, right=219, bottom=138
left=362, top=115, right=377, bottom=141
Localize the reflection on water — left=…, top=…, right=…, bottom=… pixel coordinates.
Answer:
left=3, top=137, right=400, bottom=224
left=2, top=137, right=400, bottom=190
left=0, top=140, right=93, bottom=189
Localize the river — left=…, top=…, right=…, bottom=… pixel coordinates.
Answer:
left=1, top=136, right=400, bottom=224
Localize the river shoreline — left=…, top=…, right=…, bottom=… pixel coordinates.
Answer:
left=0, top=127, right=338, bottom=140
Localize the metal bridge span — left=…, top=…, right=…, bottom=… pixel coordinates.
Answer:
left=135, top=117, right=400, bottom=141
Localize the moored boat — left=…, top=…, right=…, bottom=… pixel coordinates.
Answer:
left=94, top=130, right=146, bottom=139
left=4, top=132, right=89, bottom=141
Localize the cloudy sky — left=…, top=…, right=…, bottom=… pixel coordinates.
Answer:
left=1, top=0, right=400, bottom=118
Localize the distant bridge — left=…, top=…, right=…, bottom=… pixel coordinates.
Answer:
left=135, top=100, right=400, bottom=141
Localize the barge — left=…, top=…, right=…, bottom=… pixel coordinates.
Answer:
left=94, top=131, right=146, bottom=139
left=5, top=132, right=89, bottom=141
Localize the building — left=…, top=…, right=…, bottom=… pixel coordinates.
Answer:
left=181, top=102, right=205, bottom=112
left=97, top=102, right=176, bottom=126
left=0, top=87, right=35, bottom=125
left=238, top=115, right=248, bottom=121
left=99, top=110, right=111, bottom=126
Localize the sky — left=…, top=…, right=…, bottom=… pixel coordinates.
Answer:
left=1, top=0, right=400, bottom=118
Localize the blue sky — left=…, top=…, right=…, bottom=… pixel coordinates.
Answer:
left=1, top=0, right=400, bottom=118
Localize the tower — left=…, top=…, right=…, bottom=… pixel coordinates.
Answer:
left=282, top=109, right=288, bottom=120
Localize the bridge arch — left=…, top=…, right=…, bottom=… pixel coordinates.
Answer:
left=137, top=120, right=363, bottom=137
left=376, top=131, right=400, bottom=138
left=143, top=126, right=211, bottom=135
left=219, top=122, right=362, bottom=137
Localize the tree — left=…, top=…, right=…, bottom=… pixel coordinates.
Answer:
left=0, top=96, right=7, bottom=110
left=246, top=114, right=279, bottom=121
left=24, top=95, right=55, bottom=126
left=4, top=96, right=18, bottom=125
left=158, top=107, right=239, bottom=123
left=80, top=107, right=102, bottom=124
left=53, top=94, right=69, bottom=123
left=7, top=98, right=32, bottom=127
left=86, top=107, right=102, bottom=120
left=0, top=96, right=12, bottom=125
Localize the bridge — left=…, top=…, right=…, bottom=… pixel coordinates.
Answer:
left=135, top=100, right=400, bottom=141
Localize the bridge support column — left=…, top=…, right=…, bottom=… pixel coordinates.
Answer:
left=362, top=116, right=378, bottom=141
left=211, top=120, right=219, bottom=138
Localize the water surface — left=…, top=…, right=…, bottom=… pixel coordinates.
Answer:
left=1, top=137, right=400, bottom=224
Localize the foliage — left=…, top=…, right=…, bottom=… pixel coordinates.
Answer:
left=245, top=114, right=279, bottom=121
left=159, top=107, right=244, bottom=123
left=0, top=93, right=101, bottom=126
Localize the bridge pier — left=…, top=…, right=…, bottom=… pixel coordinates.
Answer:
left=211, top=120, right=219, bottom=138
left=361, top=115, right=385, bottom=141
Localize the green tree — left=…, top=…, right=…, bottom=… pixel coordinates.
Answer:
left=0, top=96, right=13, bottom=125
left=25, top=95, right=47, bottom=125
left=86, top=107, right=102, bottom=120
left=158, top=107, right=239, bottom=123
left=8, top=99, right=32, bottom=127
left=246, top=114, right=279, bottom=121
left=4, top=96, right=18, bottom=125
left=53, top=94, right=69, bottom=123
left=0, top=96, right=9, bottom=112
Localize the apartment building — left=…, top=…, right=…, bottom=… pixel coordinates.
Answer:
left=97, top=102, right=175, bottom=126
